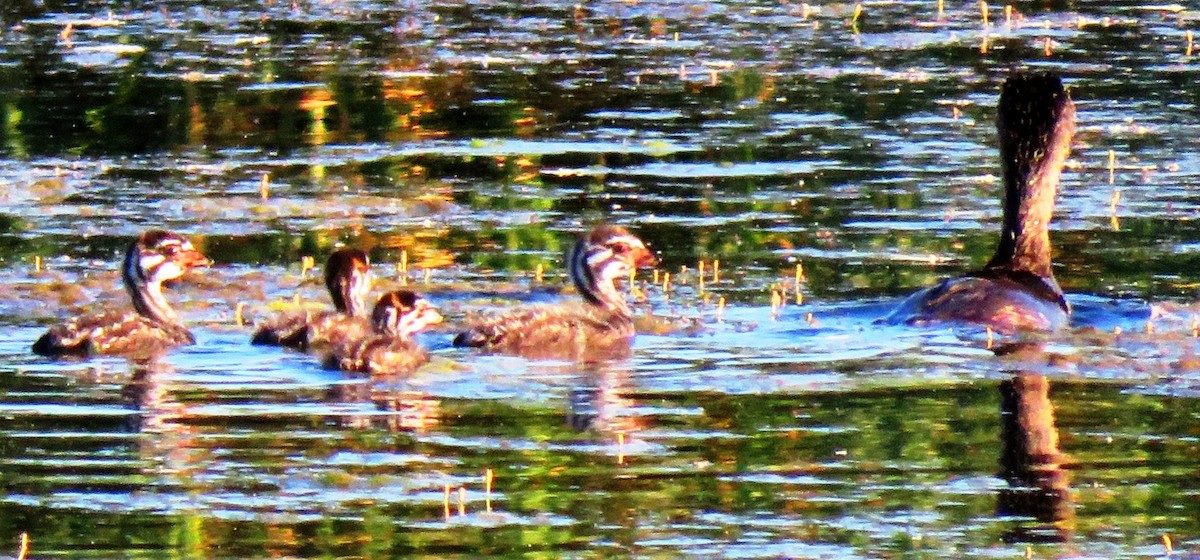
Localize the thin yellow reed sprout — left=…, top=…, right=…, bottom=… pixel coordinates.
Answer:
left=260, top=172, right=270, bottom=200
left=235, top=302, right=246, bottom=327
left=458, top=487, right=466, bottom=516
left=443, top=484, right=451, bottom=520
left=34, top=255, right=42, bottom=272
left=1108, top=149, right=1116, bottom=184
left=712, top=259, right=721, bottom=283
left=485, top=469, right=494, bottom=512
left=980, top=0, right=989, bottom=27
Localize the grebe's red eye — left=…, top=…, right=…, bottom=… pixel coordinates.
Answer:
left=611, top=243, right=629, bottom=254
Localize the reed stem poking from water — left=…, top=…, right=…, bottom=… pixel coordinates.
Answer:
left=16, top=533, right=28, bottom=560
left=535, top=263, right=544, bottom=283
left=698, top=260, right=706, bottom=294
left=712, top=259, right=720, bottom=284
left=260, top=172, right=270, bottom=200
left=33, top=255, right=42, bottom=273
left=484, top=469, right=494, bottom=512
left=1163, top=533, right=1173, bottom=555
left=1043, top=37, right=1053, bottom=56
left=717, top=296, right=726, bottom=322
left=235, top=302, right=246, bottom=326
left=443, top=484, right=451, bottom=520
left=662, top=272, right=671, bottom=294
left=1187, top=30, right=1194, bottom=57
left=1004, top=4, right=1012, bottom=28
left=617, top=432, right=626, bottom=465
left=300, top=255, right=315, bottom=276
left=457, top=486, right=466, bottom=516
left=986, top=326, right=994, bottom=350
left=980, top=0, right=989, bottom=27
left=937, top=0, right=944, bottom=19
left=770, top=289, right=783, bottom=320
left=1108, top=149, right=1116, bottom=184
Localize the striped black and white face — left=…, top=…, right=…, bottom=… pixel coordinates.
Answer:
left=574, top=225, right=659, bottom=285
left=127, top=230, right=210, bottom=285
left=372, top=291, right=444, bottom=337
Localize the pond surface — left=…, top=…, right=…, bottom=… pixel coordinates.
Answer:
left=1, top=0, right=1200, bottom=557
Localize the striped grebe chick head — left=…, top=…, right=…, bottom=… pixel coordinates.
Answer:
left=123, top=230, right=211, bottom=323
left=371, top=290, right=444, bottom=337
left=324, top=248, right=373, bottom=317
left=568, top=224, right=659, bottom=314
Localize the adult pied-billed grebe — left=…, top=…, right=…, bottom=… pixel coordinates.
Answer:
left=32, top=230, right=212, bottom=357
left=453, top=224, right=659, bottom=359
left=251, top=248, right=373, bottom=350
left=885, top=72, right=1075, bottom=333
left=325, top=290, right=444, bottom=375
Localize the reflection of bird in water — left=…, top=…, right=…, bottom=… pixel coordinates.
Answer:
left=996, top=371, right=1074, bottom=544
left=887, top=72, right=1075, bottom=333
left=324, top=290, right=443, bottom=376
left=252, top=248, right=373, bottom=350
left=567, top=364, right=645, bottom=462
left=454, top=224, right=658, bottom=360
left=33, top=230, right=212, bottom=358
left=121, top=359, right=200, bottom=478
left=329, top=380, right=443, bottom=432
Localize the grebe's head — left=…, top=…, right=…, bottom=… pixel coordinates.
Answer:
left=324, top=248, right=372, bottom=317
left=372, top=290, right=444, bottom=337
left=124, top=230, right=210, bottom=289
left=568, top=224, right=658, bottom=309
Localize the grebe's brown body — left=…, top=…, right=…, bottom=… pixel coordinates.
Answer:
left=32, top=230, right=211, bottom=358
left=325, top=290, right=443, bottom=376
left=886, top=72, right=1074, bottom=333
left=252, top=248, right=373, bottom=350
left=453, top=224, right=658, bottom=360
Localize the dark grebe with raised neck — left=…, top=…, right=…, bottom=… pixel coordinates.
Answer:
left=325, top=290, right=444, bottom=376
left=32, top=230, right=212, bottom=358
left=251, top=248, right=373, bottom=350
left=885, top=72, right=1074, bottom=333
left=453, top=224, right=659, bottom=360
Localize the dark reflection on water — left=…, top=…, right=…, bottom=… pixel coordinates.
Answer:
left=2, top=0, right=1200, bottom=557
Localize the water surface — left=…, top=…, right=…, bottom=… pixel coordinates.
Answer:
left=2, top=0, right=1199, bottom=557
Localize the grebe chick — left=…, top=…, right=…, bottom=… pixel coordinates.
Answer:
left=251, top=248, right=373, bottom=350
left=32, top=230, right=212, bottom=358
left=885, top=72, right=1075, bottom=333
left=453, top=224, right=659, bottom=359
left=325, top=290, right=444, bottom=375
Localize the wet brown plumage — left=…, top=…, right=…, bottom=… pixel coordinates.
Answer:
left=325, top=290, right=444, bottom=376
left=453, top=224, right=658, bottom=360
left=32, top=230, right=212, bottom=358
left=251, top=248, right=373, bottom=350
left=886, top=72, right=1074, bottom=333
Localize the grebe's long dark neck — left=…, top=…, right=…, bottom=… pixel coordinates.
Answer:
left=987, top=73, right=1075, bottom=279
left=325, top=248, right=372, bottom=317
left=124, top=230, right=211, bottom=325
left=568, top=224, right=658, bottom=317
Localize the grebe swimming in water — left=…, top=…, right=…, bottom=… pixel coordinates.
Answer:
left=453, top=224, right=659, bottom=360
left=885, top=72, right=1075, bottom=333
left=251, top=248, right=374, bottom=350
left=325, top=290, right=444, bottom=376
left=32, top=230, right=212, bottom=358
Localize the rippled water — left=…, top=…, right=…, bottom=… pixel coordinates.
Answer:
left=2, top=0, right=1200, bottom=557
